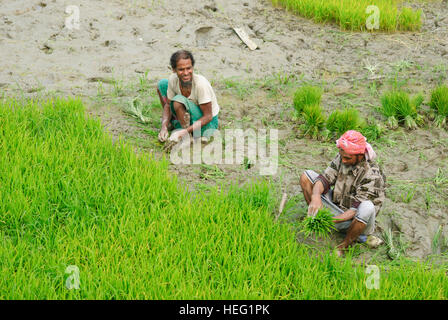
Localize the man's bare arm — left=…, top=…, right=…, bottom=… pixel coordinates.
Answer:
left=308, top=180, right=324, bottom=216
left=333, top=209, right=357, bottom=223
left=161, top=98, right=172, bottom=129
left=312, top=180, right=324, bottom=198
left=158, top=98, right=172, bottom=142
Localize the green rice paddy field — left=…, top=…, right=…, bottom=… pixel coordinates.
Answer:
left=271, top=0, right=423, bottom=31
left=0, top=97, right=447, bottom=299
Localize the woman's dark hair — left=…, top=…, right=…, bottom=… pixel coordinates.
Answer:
left=170, top=50, right=195, bottom=70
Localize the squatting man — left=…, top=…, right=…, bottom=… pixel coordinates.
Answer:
left=155, top=50, right=385, bottom=256
left=157, top=49, right=278, bottom=175
left=300, top=130, right=386, bottom=256
left=157, top=50, right=219, bottom=144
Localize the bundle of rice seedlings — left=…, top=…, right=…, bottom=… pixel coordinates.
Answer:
left=326, top=109, right=341, bottom=134
left=360, top=122, right=384, bottom=142
left=380, top=92, right=399, bottom=129
left=380, top=90, right=420, bottom=129
left=123, top=96, right=151, bottom=124
left=430, top=85, right=448, bottom=128
left=301, top=208, right=336, bottom=239
left=382, top=228, right=406, bottom=260
left=326, top=108, right=365, bottom=137
left=412, top=93, right=426, bottom=127
left=293, top=85, right=322, bottom=115
left=301, top=104, right=326, bottom=139
left=411, top=93, right=424, bottom=110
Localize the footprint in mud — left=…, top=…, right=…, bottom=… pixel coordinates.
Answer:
left=132, top=27, right=140, bottom=37
left=40, top=43, right=53, bottom=54
left=89, top=21, right=100, bottom=41
left=388, top=160, right=409, bottom=173
left=103, top=40, right=118, bottom=49
left=203, top=0, right=218, bottom=12
left=195, top=26, right=214, bottom=48
left=398, top=160, right=409, bottom=172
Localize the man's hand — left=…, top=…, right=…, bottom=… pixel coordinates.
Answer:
left=158, top=126, right=169, bottom=142
left=169, top=128, right=189, bottom=142
left=307, top=194, right=323, bottom=217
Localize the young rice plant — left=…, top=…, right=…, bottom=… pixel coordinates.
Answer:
left=301, top=208, right=337, bottom=239
left=301, top=103, right=326, bottom=139
left=429, top=84, right=448, bottom=128
left=326, top=108, right=365, bottom=138
left=271, top=0, right=422, bottom=32
left=380, top=90, right=423, bottom=129
left=360, top=122, right=384, bottom=142
left=1, top=98, right=447, bottom=299
left=293, top=85, right=322, bottom=115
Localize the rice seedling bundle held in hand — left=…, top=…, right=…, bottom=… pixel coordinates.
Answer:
left=301, top=208, right=337, bottom=239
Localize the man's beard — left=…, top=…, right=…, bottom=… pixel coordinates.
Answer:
left=180, top=79, right=192, bottom=87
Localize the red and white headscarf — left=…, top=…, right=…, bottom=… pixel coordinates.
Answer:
left=336, top=130, right=376, bottom=161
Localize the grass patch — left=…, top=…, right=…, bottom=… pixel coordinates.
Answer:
left=255, top=72, right=303, bottom=98
left=221, top=78, right=255, bottom=100
left=1, top=97, right=447, bottom=299
left=271, top=0, right=422, bottom=32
